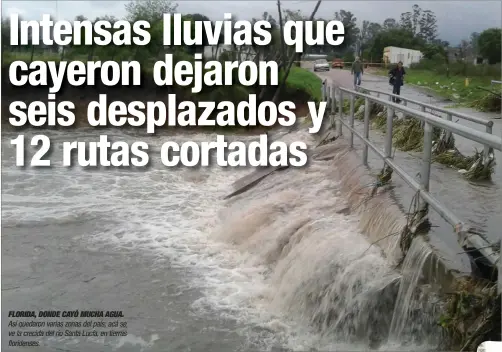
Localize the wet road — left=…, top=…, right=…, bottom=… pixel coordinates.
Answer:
left=311, top=66, right=501, bottom=273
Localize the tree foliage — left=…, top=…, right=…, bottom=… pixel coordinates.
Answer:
left=1, top=0, right=499, bottom=70
left=369, top=28, right=425, bottom=60
left=333, top=10, right=359, bottom=52
left=477, top=28, right=501, bottom=64
left=358, top=21, right=381, bottom=56
left=275, top=3, right=442, bottom=61
left=125, top=0, right=178, bottom=22
left=382, top=18, right=398, bottom=30
left=399, top=4, right=438, bottom=42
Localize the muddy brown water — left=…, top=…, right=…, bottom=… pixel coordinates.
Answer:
left=1, top=64, right=499, bottom=351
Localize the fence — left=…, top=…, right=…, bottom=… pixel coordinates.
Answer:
left=322, top=83, right=501, bottom=275
left=356, top=86, right=494, bottom=161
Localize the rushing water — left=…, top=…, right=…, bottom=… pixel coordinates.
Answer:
left=1, top=128, right=449, bottom=351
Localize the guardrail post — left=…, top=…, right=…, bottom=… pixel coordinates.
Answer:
left=331, top=85, right=336, bottom=112
left=420, top=106, right=426, bottom=128
left=363, top=98, right=370, bottom=165
left=385, top=105, right=394, bottom=158
left=484, top=123, right=493, bottom=161
left=421, top=121, right=433, bottom=193
left=445, top=113, right=452, bottom=140
left=349, top=95, right=355, bottom=147
left=331, top=84, right=336, bottom=130
left=338, top=89, right=343, bottom=136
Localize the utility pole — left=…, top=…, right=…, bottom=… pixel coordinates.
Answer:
left=277, top=1, right=287, bottom=64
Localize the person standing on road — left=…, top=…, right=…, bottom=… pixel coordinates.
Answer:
left=389, top=61, right=406, bottom=103
left=351, top=56, right=364, bottom=89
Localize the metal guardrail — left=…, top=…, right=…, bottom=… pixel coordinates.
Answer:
left=322, top=83, right=501, bottom=272
left=353, top=86, right=495, bottom=165
left=358, top=86, right=493, bottom=127
left=491, top=80, right=502, bottom=85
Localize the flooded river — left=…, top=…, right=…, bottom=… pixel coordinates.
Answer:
left=2, top=127, right=443, bottom=351
left=1, top=69, right=499, bottom=352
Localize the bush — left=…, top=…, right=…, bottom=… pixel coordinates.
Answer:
left=411, top=59, right=501, bottom=78
left=344, top=52, right=355, bottom=63
left=281, top=66, right=322, bottom=102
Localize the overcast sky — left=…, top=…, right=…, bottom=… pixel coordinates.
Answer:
left=2, top=0, right=501, bottom=45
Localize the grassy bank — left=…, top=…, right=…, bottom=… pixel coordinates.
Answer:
left=372, top=64, right=501, bottom=112
left=280, top=66, right=322, bottom=102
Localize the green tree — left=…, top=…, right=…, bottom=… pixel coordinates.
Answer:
left=68, top=15, right=93, bottom=59
left=368, top=27, right=425, bottom=61
left=422, top=42, right=447, bottom=61
left=281, top=9, right=309, bottom=57
left=94, top=16, right=132, bottom=61
left=469, top=32, right=480, bottom=56
left=1, top=17, right=12, bottom=51
left=358, top=20, right=381, bottom=56
left=418, top=10, right=437, bottom=42
left=382, top=18, right=398, bottom=30
left=477, top=28, right=501, bottom=64
left=125, top=0, right=178, bottom=22
left=333, top=10, right=359, bottom=52
left=399, top=4, right=437, bottom=42
left=183, top=13, right=211, bottom=54
left=251, top=12, right=280, bottom=62
left=69, top=15, right=119, bottom=61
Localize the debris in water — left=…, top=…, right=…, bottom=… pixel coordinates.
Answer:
left=438, top=277, right=501, bottom=351
left=336, top=206, right=351, bottom=215
left=433, top=148, right=495, bottom=181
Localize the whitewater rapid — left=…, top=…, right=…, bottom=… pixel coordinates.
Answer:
left=2, top=128, right=438, bottom=351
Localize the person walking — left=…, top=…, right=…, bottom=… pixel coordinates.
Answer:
left=388, top=61, right=406, bottom=103
left=351, top=56, right=363, bottom=89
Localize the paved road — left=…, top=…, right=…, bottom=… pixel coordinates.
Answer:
left=314, top=66, right=501, bottom=121
left=307, top=65, right=501, bottom=273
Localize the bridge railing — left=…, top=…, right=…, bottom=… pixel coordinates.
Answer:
left=323, top=83, right=501, bottom=272
left=354, top=86, right=494, bottom=161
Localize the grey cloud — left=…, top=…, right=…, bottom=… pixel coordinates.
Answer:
left=2, top=0, right=500, bottom=45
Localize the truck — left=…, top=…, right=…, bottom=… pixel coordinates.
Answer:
left=383, top=46, right=423, bottom=68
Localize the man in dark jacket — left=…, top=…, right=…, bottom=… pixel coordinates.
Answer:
left=388, top=61, right=406, bottom=103
left=351, top=56, right=364, bottom=89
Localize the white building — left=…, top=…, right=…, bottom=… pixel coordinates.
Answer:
left=383, top=46, right=423, bottom=67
